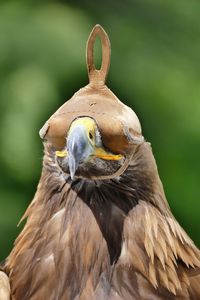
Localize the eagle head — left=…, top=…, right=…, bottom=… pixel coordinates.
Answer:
left=39, top=25, right=144, bottom=181
left=55, top=117, right=124, bottom=180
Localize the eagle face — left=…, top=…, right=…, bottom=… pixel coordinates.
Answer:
left=55, top=117, right=125, bottom=180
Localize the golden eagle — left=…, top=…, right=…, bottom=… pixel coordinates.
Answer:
left=1, top=25, right=200, bottom=300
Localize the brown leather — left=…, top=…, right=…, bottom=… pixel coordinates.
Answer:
left=39, top=25, right=143, bottom=153
left=86, top=24, right=110, bottom=85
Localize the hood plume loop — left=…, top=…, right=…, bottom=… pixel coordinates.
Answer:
left=86, top=24, right=111, bottom=86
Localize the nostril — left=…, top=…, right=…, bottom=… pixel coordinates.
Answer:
left=89, top=132, right=93, bottom=140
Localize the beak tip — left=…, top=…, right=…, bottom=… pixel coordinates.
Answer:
left=69, top=170, right=75, bottom=180
left=68, top=154, right=78, bottom=180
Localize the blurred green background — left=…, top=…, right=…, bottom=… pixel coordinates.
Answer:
left=0, top=0, right=200, bottom=260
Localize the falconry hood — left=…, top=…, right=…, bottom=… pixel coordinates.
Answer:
left=39, top=24, right=143, bottom=155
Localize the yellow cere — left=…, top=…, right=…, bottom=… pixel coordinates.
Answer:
left=69, top=117, right=96, bottom=145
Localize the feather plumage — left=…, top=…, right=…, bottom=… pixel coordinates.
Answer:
left=4, top=142, right=200, bottom=299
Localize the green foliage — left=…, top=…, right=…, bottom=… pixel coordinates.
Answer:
left=0, top=0, right=200, bottom=260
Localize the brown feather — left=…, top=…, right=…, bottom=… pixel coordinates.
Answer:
left=4, top=142, right=200, bottom=299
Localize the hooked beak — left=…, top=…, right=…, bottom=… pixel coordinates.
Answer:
left=55, top=117, right=123, bottom=180
left=67, top=125, right=94, bottom=179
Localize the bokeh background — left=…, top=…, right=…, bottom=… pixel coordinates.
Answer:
left=0, top=0, right=200, bottom=260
